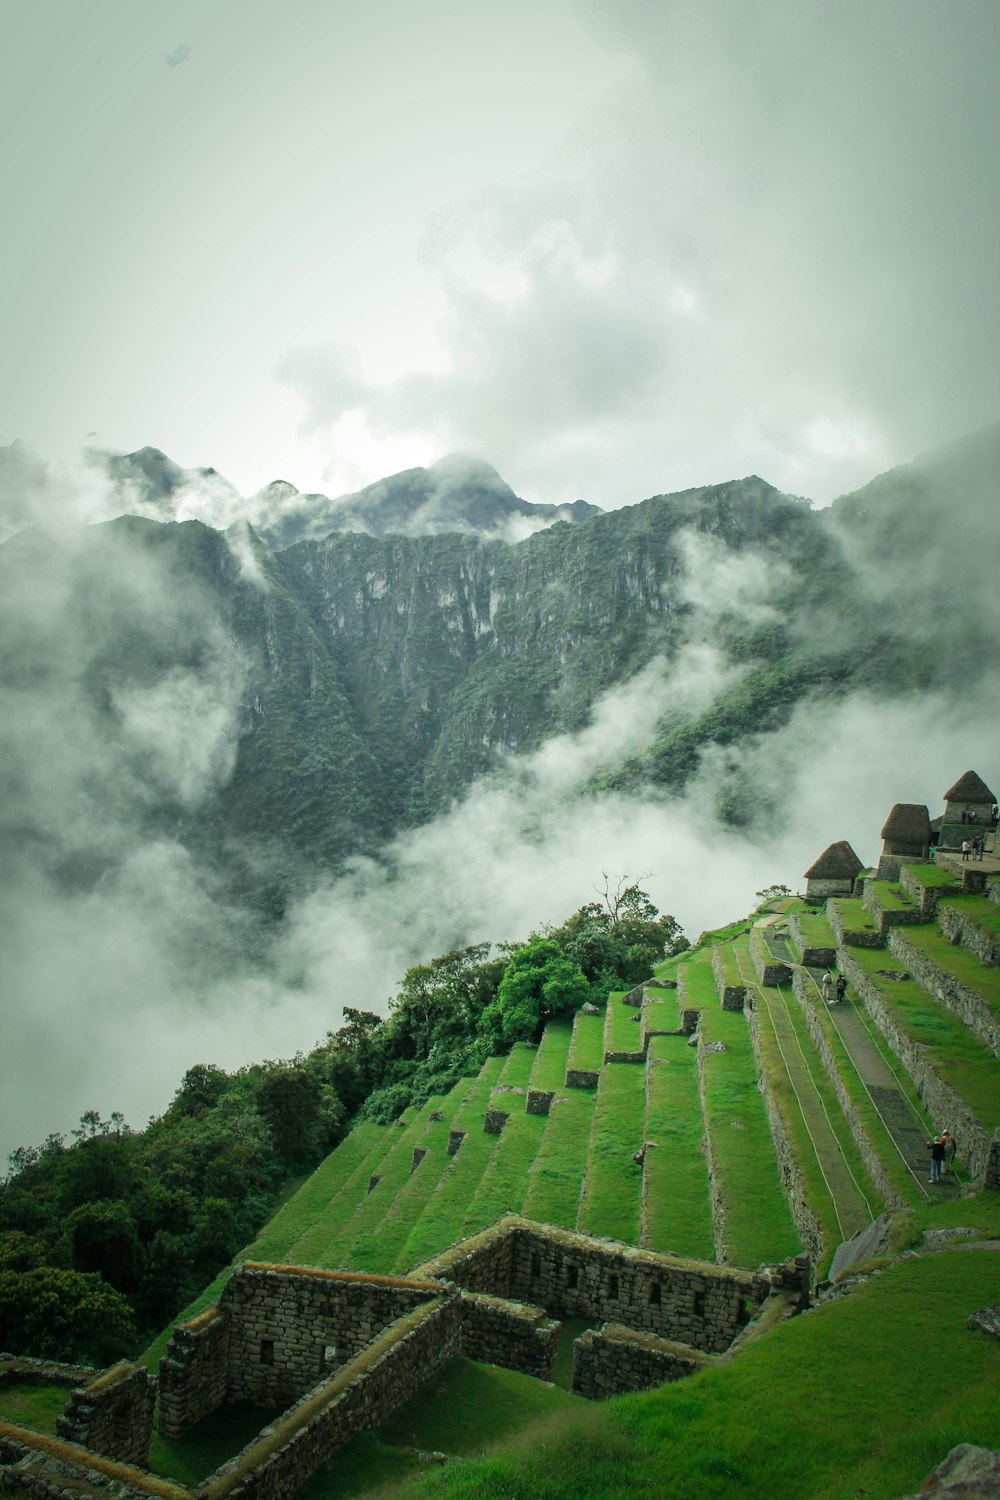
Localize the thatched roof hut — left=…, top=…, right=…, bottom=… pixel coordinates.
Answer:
left=943, top=770, right=995, bottom=806
left=804, top=841, right=864, bottom=881
left=880, top=803, right=931, bottom=852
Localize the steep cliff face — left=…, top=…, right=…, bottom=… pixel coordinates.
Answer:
left=4, top=435, right=997, bottom=917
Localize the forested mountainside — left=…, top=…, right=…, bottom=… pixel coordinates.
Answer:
left=1, top=426, right=997, bottom=920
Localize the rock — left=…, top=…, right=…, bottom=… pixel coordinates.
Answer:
left=581, top=1002, right=601, bottom=1015
left=896, top=1443, right=1000, bottom=1498
left=704, top=1040, right=727, bottom=1054
left=967, top=1305, right=1000, bottom=1341
left=922, top=1226, right=976, bottom=1250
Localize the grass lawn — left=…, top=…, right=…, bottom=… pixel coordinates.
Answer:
left=643, top=1036, right=714, bottom=1259
left=297, top=1356, right=586, bottom=1500
left=642, top=990, right=680, bottom=1033
left=565, top=1012, right=604, bottom=1076
left=371, top=1250, right=1000, bottom=1500
left=679, top=954, right=720, bottom=1008
left=495, top=1043, right=538, bottom=1089
left=792, top=911, right=837, bottom=950
left=865, top=881, right=919, bottom=912
left=901, top=862, right=963, bottom=890
left=697, top=1005, right=800, bottom=1269
left=148, top=1404, right=282, bottom=1487
left=527, top=1019, right=574, bottom=1091
left=576, top=1064, right=647, bottom=1243
left=520, top=1091, right=594, bottom=1228
left=937, top=893, right=1000, bottom=940
left=847, top=946, right=1000, bottom=1129
left=0, top=1383, right=71, bottom=1434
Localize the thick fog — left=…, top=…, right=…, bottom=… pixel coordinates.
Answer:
left=2, top=486, right=996, bottom=1162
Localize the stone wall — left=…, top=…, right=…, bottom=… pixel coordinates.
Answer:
left=807, top=877, right=855, bottom=900
left=827, top=900, right=883, bottom=949
left=55, top=1363, right=156, bottom=1468
left=564, top=1068, right=600, bottom=1089
left=221, top=1265, right=442, bottom=1410
left=0, top=1357, right=97, bottom=1391
left=786, top=916, right=836, bottom=970
left=525, top=1089, right=554, bottom=1115
left=202, top=1295, right=462, bottom=1500
left=750, top=928, right=791, bottom=986
left=0, top=1425, right=171, bottom=1500
left=899, top=866, right=948, bottom=918
left=839, top=950, right=995, bottom=1184
left=712, top=947, right=747, bottom=1011
left=159, top=1305, right=231, bottom=1438
left=887, top=929, right=1000, bottom=1060
left=862, top=885, right=927, bottom=939
left=457, top=1293, right=558, bottom=1378
left=937, top=902, right=1000, bottom=967
left=416, top=1218, right=774, bottom=1356
left=572, top=1324, right=712, bottom=1399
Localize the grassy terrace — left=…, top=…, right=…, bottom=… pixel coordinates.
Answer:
left=340, top=1082, right=472, bottom=1272
left=605, top=990, right=644, bottom=1052
left=566, top=1009, right=605, bottom=1077
left=866, top=880, right=919, bottom=912
left=751, top=981, right=877, bottom=1265
left=679, top=951, right=721, bottom=1008
left=793, top=911, right=837, bottom=950
left=302, top=1095, right=457, bottom=1270
left=903, top=862, right=963, bottom=891
left=712, top=943, right=744, bottom=993
left=894, top=925, right=1000, bottom=1017
left=527, top=1017, right=574, bottom=1090
left=697, top=995, right=800, bottom=1269
left=521, top=1090, right=594, bottom=1228
left=495, top=1041, right=538, bottom=1088
left=576, top=1063, right=647, bottom=1243
left=829, top=896, right=880, bottom=938
left=797, top=977, right=935, bottom=1208
left=643, top=1035, right=714, bottom=1259
left=390, top=1057, right=507, bottom=1270
left=847, top=945, right=1000, bottom=1131
left=642, top=987, right=680, bottom=1032
left=458, top=1109, right=547, bottom=1237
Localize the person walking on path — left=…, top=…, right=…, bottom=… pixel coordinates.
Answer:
left=836, top=973, right=847, bottom=1003
left=821, top=972, right=833, bottom=1004
left=942, top=1130, right=957, bottom=1172
left=962, top=839, right=971, bottom=862
left=927, top=1135, right=946, bottom=1183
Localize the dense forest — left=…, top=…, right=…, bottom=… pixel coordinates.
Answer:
left=0, top=886, right=686, bottom=1363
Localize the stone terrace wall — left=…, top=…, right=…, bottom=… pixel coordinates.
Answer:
left=828, top=901, right=882, bottom=950
left=159, top=1305, right=231, bottom=1438
left=221, top=1265, right=441, bottom=1409
left=56, top=1363, right=156, bottom=1468
left=839, top=950, right=995, bottom=1184
left=572, top=1324, right=712, bottom=1399
left=202, top=1296, right=462, bottom=1500
left=938, top=903, right=1000, bottom=967
left=457, top=1293, right=558, bottom=1379
left=712, top=946, right=747, bottom=1011
left=750, top=928, right=791, bottom=987
left=887, top=929, right=1000, bottom=1060
left=0, top=1425, right=179, bottom=1500
left=419, top=1218, right=773, bottom=1356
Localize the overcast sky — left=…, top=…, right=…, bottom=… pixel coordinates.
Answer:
left=3, top=0, right=998, bottom=511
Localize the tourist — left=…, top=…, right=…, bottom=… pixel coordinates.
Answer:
left=942, top=1130, right=957, bottom=1173
left=962, top=839, right=971, bottom=862
left=927, top=1135, right=946, bottom=1183
left=836, top=974, right=847, bottom=1003
left=821, top=972, right=832, bottom=1003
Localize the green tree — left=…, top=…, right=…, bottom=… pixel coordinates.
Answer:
left=480, top=938, right=591, bottom=1049
left=0, top=1266, right=137, bottom=1363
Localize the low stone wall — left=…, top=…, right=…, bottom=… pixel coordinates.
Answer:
left=447, top=1129, right=465, bottom=1155
left=525, top=1089, right=554, bottom=1115
left=827, top=901, right=883, bottom=950
left=862, top=885, right=927, bottom=940
left=564, top=1068, right=600, bottom=1089
left=604, top=1047, right=646, bottom=1064
left=0, top=1357, right=97, bottom=1390
left=786, top=916, right=836, bottom=970
left=887, top=929, right=1000, bottom=1060
left=839, top=950, right=995, bottom=1184
left=457, top=1293, right=558, bottom=1378
left=572, top=1324, right=712, bottom=1399
left=750, top=928, right=791, bottom=986
left=791, top=971, right=906, bottom=1213
left=744, top=1000, right=823, bottom=1271
left=0, top=1424, right=178, bottom=1500
left=201, top=1295, right=463, bottom=1500
left=938, top=903, right=1000, bottom=967
left=417, top=1218, right=774, bottom=1356
left=56, top=1363, right=156, bottom=1468
left=159, top=1305, right=231, bottom=1438
left=483, top=1107, right=509, bottom=1135
left=899, top=867, right=950, bottom=918
left=712, top=947, right=747, bottom=1011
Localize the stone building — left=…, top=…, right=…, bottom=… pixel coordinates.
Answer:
left=804, top=841, right=864, bottom=899
left=877, top=803, right=931, bottom=879
left=938, top=770, right=997, bottom=850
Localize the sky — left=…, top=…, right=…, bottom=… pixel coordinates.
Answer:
left=2, top=0, right=999, bottom=515
left=2, top=1, right=1000, bottom=1158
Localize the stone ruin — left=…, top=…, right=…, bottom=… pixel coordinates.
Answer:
left=0, top=1218, right=810, bottom=1500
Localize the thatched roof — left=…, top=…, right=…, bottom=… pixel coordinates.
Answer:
left=804, top=841, right=864, bottom=880
left=943, top=769, right=995, bottom=804
left=880, top=803, right=930, bottom=842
